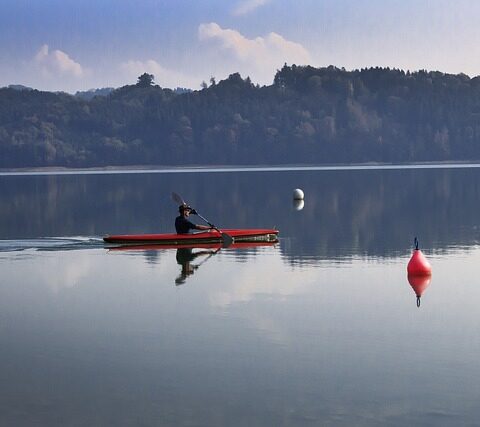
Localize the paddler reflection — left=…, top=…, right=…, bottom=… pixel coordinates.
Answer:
left=175, top=247, right=220, bottom=285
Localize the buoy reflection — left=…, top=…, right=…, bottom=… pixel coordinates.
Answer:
left=408, top=274, right=432, bottom=307
left=293, top=199, right=304, bottom=211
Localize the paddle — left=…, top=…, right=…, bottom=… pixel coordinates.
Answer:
left=171, top=192, right=234, bottom=247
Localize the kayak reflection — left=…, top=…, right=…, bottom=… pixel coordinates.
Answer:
left=175, top=247, right=220, bottom=286
left=108, top=240, right=278, bottom=285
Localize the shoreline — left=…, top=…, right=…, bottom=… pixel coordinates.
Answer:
left=2, top=161, right=480, bottom=176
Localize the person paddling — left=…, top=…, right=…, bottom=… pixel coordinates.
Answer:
left=175, top=204, right=212, bottom=234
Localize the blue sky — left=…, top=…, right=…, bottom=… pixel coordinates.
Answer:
left=1, top=0, right=479, bottom=92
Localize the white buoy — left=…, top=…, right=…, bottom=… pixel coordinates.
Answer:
left=293, top=188, right=304, bottom=200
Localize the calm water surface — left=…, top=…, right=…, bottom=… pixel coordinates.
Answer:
left=1, top=167, right=480, bottom=426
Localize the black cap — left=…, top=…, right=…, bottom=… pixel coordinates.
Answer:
left=179, top=204, right=192, bottom=213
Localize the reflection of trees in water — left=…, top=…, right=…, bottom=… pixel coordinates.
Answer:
left=201, top=168, right=480, bottom=260
left=233, top=168, right=479, bottom=259
left=2, top=168, right=480, bottom=261
left=143, top=250, right=162, bottom=265
left=0, top=174, right=168, bottom=238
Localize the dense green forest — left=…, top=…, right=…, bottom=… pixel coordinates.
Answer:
left=2, top=65, right=480, bottom=168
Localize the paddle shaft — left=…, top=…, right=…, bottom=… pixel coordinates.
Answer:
left=195, top=212, right=217, bottom=230
left=195, top=213, right=233, bottom=246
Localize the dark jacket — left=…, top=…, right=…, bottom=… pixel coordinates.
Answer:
left=175, top=215, right=197, bottom=234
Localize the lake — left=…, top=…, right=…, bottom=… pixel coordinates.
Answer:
left=1, top=165, right=480, bottom=426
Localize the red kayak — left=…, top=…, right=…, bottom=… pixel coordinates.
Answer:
left=103, top=229, right=278, bottom=245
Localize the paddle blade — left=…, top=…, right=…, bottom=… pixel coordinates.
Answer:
left=171, top=192, right=185, bottom=205
left=220, top=232, right=234, bottom=248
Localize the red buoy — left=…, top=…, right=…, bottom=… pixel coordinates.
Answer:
left=407, top=237, right=432, bottom=276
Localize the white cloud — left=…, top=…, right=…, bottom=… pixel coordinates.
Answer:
left=232, top=0, right=271, bottom=16
left=198, top=23, right=311, bottom=83
left=120, top=59, right=200, bottom=88
left=34, top=44, right=84, bottom=78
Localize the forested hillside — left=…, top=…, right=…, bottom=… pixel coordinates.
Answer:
left=2, top=65, right=480, bottom=168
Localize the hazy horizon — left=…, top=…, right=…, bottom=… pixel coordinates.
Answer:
left=3, top=63, right=480, bottom=95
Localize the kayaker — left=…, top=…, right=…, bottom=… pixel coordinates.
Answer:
left=175, top=204, right=211, bottom=234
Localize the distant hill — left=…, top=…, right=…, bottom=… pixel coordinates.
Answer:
left=7, top=84, right=33, bottom=91
left=74, top=87, right=115, bottom=101
left=2, top=65, right=480, bottom=168
left=173, top=87, right=192, bottom=95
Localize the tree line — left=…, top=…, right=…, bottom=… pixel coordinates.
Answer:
left=2, top=65, right=480, bottom=168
